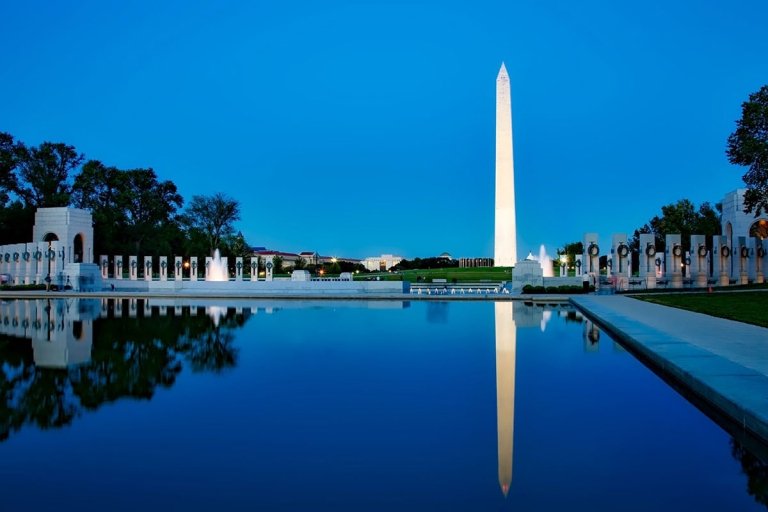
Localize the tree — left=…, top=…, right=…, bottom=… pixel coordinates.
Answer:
left=120, top=168, right=183, bottom=255
left=71, top=160, right=128, bottom=255
left=727, top=85, right=768, bottom=216
left=631, top=199, right=722, bottom=252
left=13, top=141, right=84, bottom=207
left=183, top=193, right=241, bottom=255
left=557, top=241, right=584, bottom=268
left=0, top=132, right=18, bottom=205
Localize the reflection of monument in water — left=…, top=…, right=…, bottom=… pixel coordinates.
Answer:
left=495, top=302, right=517, bottom=496
left=495, top=302, right=561, bottom=497
left=0, top=298, right=99, bottom=368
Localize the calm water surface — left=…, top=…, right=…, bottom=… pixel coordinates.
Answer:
left=0, top=298, right=766, bottom=511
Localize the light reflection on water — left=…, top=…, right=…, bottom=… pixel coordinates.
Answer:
left=0, top=298, right=765, bottom=511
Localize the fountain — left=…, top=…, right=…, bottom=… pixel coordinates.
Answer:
left=537, top=245, right=554, bottom=278
left=206, top=249, right=229, bottom=282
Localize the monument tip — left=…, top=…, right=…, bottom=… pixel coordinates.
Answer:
left=498, top=62, right=508, bottom=77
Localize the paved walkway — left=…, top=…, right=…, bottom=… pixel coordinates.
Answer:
left=570, top=295, right=768, bottom=442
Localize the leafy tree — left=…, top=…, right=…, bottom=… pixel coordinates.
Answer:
left=120, top=168, right=183, bottom=255
left=13, top=141, right=83, bottom=208
left=556, top=241, right=584, bottom=268
left=0, top=132, right=18, bottom=205
left=727, top=85, right=768, bottom=215
left=183, top=193, right=241, bottom=255
left=71, top=160, right=128, bottom=255
left=631, top=199, right=722, bottom=252
left=272, top=255, right=284, bottom=274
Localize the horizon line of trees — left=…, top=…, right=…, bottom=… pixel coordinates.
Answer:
left=0, top=132, right=244, bottom=260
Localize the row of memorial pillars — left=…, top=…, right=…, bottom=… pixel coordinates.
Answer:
left=99, top=256, right=273, bottom=282
left=579, top=232, right=766, bottom=289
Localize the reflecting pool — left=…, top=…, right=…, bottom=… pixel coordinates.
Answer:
left=0, top=298, right=766, bottom=511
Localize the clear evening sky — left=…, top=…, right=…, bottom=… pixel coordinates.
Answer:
left=1, top=0, right=766, bottom=260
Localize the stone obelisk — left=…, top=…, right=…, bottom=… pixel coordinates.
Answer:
left=494, top=62, right=517, bottom=267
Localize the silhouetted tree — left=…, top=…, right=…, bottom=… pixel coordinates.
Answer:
left=727, top=85, right=768, bottom=215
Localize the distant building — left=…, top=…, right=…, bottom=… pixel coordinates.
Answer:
left=253, top=250, right=301, bottom=268
left=362, top=254, right=403, bottom=272
left=459, top=257, right=494, bottom=268
left=299, top=251, right=319, bottom=266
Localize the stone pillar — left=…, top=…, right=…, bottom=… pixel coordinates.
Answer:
left=115, top=256, right=124, bottom=280
left=265, top=256, right=274, bottom=282
left=129, top=256, right=138, bottom=280
left=144, top=256, right=153, bottom=281
left=250, top=258, right=259, bottom=281
left=190, top=257, right=199, bottom=281
left=159, top=256, right=168, bottom=281
left=129, top=298, right=138, bottom=317
left=236, top=257, right=243, bottom=280
left=221, top=257, right=229, bottom=280
left=665, top=234, right=683, bottom=288
left=639, top=234, right=657, bottom=289
left=758, top=239, right=767, bottom=284
left=33, top=244, right=45, bottom=283
left=575, top=254, right=583, bottom=276
left=611, top=234, right=630, bottom=279
left=714, top=236, right=730, bottom=286
left=690, top=235, right=708, bottom=288
left=583, top=233, right=600, bottom=276
left=174, top=257, right=183, bottom=281
left=21, top=245, right=32, bottom=284
left=205, top=257, right=212, bottom=280
left=100, top=255, right=109, bottom=279
left=736, top=236, right=749, bottom=285
left=143, top=300, right=151, bottom=316
left=750, top=237, right=762, bottom=283
left=559, top=259, right=566, bottom=277
left=115, top=298, right=123, bottom=316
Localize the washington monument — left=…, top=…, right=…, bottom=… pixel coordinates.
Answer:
left=494, top=62, right=517, bottom=266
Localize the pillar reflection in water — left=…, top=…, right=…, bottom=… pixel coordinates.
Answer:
left=495, top=301, right=517, bottom=497
left=0, top=298, right=98, bottom=368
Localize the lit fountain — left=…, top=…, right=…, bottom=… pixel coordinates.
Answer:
left=530, top=245, right=554, bottom=278
left=206, top=249, right=228, bottom=282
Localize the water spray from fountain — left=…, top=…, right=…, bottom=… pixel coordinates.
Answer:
left=206, top=249, right=228, bottom=282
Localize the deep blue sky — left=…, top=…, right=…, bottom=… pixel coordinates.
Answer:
left=1, top=0, right=765, bottom=259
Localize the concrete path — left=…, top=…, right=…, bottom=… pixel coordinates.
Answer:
left=570, top=295, right=768, bottom=442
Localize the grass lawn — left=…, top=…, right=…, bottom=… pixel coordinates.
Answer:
left=356, top=267, right=513, bottom=282
left=635, top=291, right=768, bottom=328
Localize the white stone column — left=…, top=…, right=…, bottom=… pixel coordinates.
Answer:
left=205, top=257, right=212, bottom=280
left=736, top=236, right=749, bottom=285
left=250, top=258, right=258, bottom=281
left=159, top=257, right=168, bottom=281
left=21, top=245, right=32, bottom=284
left=235, top=257, right=243, bottom=280
left=129, top=298, right=138, bottom=317
left=690, top=235, right=708, bottom=288
left=575, top=254, right=583, bottom=276
left=638, top=234, right=657, bottom=288
left=611, top=234, right=630, bottom=279
left=129, top=256, right=138, bottom=280
left=583, top=233, right=600, bottom=276
left=115, top=256, right=124, bottom=280
left=714, top=236, right=730, bottom=286
left=174, top=257, right=183, bottom=281
left=753, top=237, right=764, bottom=284
left=665, top=234, right=683, bottom=288
left=265, top=256, right=274, bottom=281
left=144, top=256, right=153, bottom=281
left=100, top=255, right=109, bottom=279
left=190, top=257, right=199, bottom=281
left=221, top=257, right=229, bottom=280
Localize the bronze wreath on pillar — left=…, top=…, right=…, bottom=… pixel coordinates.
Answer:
left=721, top=246, right=730, bottom=258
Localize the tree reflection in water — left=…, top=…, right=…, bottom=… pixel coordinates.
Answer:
left=732, top=439, right=768, bottom=509
left=0, top=300, right=247, bottom=441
